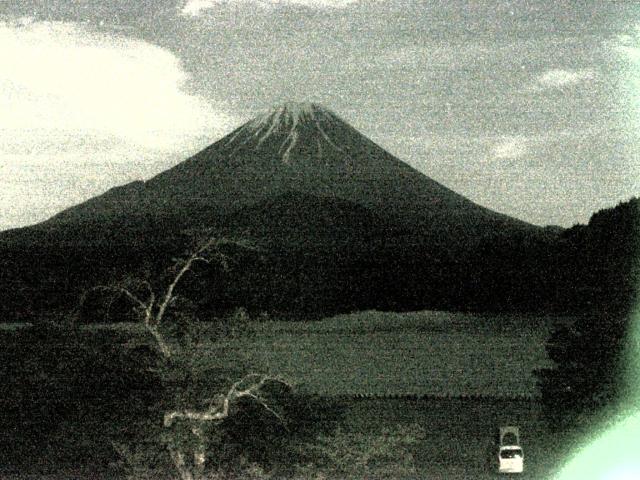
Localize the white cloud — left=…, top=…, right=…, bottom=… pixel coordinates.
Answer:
left=491, top=137, right=529, bottom=159
left=0, top=20, right=237, bottom=230
left=611, top=27, right=640, bottom=63
left=536, top=69, right=595, bottom=89
left=0, top=21, right=235, bottom=152
left=180, top=0, right=359, bottom=15
left=374, top=44, right=490, bottom=69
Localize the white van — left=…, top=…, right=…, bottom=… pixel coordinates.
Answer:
left=499, top=445, right=524, bottom=474
left=497, top=426, right=523, bottom=474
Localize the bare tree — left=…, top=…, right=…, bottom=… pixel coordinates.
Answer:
left=80, top=236, right=240, bottom=358
left=80, top=235, right=291, bottom=480
left=164, top=373, right=290, bottom=480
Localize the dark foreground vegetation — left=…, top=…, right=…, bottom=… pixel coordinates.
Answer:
left=0, top=321, right=567, bottom=479
left=536, top=307, right=639, bottom=433
left=1, top=198, right=638, bottom=322
left=0, top=322, right=347, bottom=479
left=0, top=309, right=631, bottom=479
left=0, top=197, right=636, bottom=478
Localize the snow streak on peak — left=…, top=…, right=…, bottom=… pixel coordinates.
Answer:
left=224, top=102, right=344, bottom=163
left=251, top=101, right=326, bottom=132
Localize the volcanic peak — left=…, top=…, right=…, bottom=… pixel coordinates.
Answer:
left=224, top=101, right=345, bottom=163
left=254, top=101, right=327, bottom=127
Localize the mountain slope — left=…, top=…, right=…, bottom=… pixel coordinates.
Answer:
left=44, top=102, right=534, bottom=241
left=217, top=191, right=406, bottom=250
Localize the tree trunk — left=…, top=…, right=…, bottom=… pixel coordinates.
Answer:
left=192, top=426, right=207, bottom=478
left=169, top=447, right=194, bottom=480
left=147, top=324, right=172, bottom=358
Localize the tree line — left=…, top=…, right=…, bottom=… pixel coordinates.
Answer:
left=1, top=198, right=637, bottom=322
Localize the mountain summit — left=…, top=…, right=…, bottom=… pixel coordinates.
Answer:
left=222, top=102, right=349, bottom=164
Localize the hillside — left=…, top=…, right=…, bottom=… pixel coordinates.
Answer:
left=7, top=105, right=637, bottom=320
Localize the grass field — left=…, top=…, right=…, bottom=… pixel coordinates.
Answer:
left=339, top=396, right=580, bottom=479
left=84, top=309, right=562, bottom=397
left=207, top=310, right=564, bottom=398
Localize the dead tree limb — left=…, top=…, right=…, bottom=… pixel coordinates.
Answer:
left=80, top=235, right=286, bottom=480
left=163, top=374, right=291, bottom=478
left=163, top=374, right=290, bottom=427
left=78, top=236, right=250, bottom=359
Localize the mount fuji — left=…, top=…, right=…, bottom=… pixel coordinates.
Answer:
left=39, top=101, right=533, bottom=241
left=0, top=102, right=548, bottom=318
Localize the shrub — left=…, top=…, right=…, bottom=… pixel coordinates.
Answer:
left=0, top=321, right=162, bottom=471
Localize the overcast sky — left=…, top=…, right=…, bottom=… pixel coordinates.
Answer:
left=1, top=1, right=638, bottom=229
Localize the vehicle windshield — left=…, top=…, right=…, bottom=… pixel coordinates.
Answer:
left=500, top=449, right=523, bottom=459
left=501, top=432, right=518, bottom=445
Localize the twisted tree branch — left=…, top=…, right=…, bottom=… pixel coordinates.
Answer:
left=164, top=374, right=290, bottom=428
